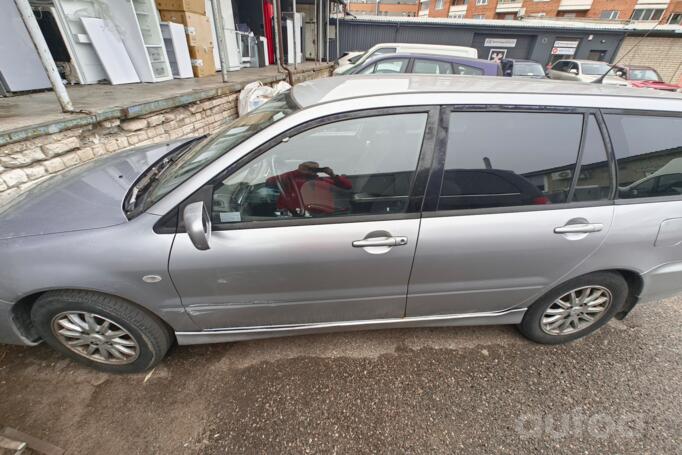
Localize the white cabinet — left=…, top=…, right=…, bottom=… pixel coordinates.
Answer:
left=50, top=0, right=172, bottom=84
left=129, top=0, right=173, bottom=82
left=161, top=22, right=193, bottom=79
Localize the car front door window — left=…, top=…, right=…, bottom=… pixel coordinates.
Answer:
left=211, top=113, right=428, bottom=225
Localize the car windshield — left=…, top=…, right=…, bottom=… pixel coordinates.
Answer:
left=140, top=92, right=299, bottom=211
left=629, top=69, right=661, bottom=81
left=512, top=62, right=545, bottom=76
left=581, top=62, right=611, bottom=76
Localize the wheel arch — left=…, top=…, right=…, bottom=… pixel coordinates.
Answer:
left=10, top=288, right=176, bottom=343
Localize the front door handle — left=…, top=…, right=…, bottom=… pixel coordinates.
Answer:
left=352, top=236, right=408, bottom=248
left=554, top=223, right=604, bottom=234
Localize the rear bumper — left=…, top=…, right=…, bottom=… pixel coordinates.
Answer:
left=0, top=299, right=38, bottom=346
left=638, top=262, right=682, bottom=303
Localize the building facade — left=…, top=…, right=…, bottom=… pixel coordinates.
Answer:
left=346, top=0, right=419, bottom=17
left=420, top=0, right=681, bottom=23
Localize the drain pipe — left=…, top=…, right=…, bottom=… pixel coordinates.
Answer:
left=274, top=0, right=294, bottom=85
left=14, top=0, right=74, bottom=112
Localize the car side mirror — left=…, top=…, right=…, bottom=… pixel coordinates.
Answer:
left=183, top=201, right=211, bottom=250
left=569, top=68, right=578, bottom=75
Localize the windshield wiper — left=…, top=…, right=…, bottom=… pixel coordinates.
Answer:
left=124, top=137, right=204, bottom=214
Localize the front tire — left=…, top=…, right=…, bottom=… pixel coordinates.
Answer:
left=31, top=291, right=173, bottom=373
left=518, top=272, right=628, bottom=344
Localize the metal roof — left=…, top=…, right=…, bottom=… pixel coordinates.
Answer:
left=291, top=74, right=682, bottom=107
left=339, top=15, right=682, bottom=34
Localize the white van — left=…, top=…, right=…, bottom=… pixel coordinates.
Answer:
left=333, top=43, right=479, bottom=75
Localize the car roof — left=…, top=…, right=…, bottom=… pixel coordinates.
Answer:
left=362, top=53, right=497, bottom=66
left=371, top=42, right=473, bottom=49
left=290, top=74, right=682, bottom=108
left=619, top=64, right=656, bottom=70
left=503, top=59, right=540, bottom=64
left=561, top=59, right=610, bottom=64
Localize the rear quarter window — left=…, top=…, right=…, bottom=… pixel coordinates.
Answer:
left=605, top=114, right=682, bottom=200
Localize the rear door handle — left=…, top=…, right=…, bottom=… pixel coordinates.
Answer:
left=554, top=223, right=604, bottom=234
left=352, top=236, right=408, bottom=248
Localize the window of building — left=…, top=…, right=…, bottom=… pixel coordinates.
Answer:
left=475, top=0, right=488, bottom=6
left=211, top=113, right=428, bottom=224
left=600, top=10, right=619, bottom=20
left=630, top=8, right=664, bottom=21
left=605, top=114, right=682, bottom=199
left=562, top=12, right=577, bottom=18
left=449, top=12, right=465, bottom=18
left=473, top=14, right=486, bottom=19
left=436, top=0, right=445, bottom=9
left=438, top=112, right=586, bottom=210
left=420, top=1, right=431, bottom=11
left=669, top=12, right=682, bottom=24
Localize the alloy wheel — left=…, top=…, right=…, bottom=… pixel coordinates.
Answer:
left=51, top=311, right=140, bottom=364
left=540, top=286, right=612, bottom=336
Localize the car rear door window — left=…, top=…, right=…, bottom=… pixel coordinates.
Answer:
left=412, top=59, right=454, bottom=75
left=573, top=115, right=611, bottom=202
left=605, top=114, right=682, bottom=199
left=439, top=111, right=584, bottom=211
left=211, top=113, right=428, bottom=224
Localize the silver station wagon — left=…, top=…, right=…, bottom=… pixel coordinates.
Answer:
left=2, top=75, right=682, bottom=373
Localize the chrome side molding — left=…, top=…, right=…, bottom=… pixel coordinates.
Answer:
left=175, top=308, right=527, bottom=345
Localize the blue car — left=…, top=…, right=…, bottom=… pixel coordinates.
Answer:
left=346, top=53, right=502, bottom=77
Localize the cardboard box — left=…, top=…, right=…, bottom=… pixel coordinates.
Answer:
left=158, top=11, right=213, bottom=48
left=188, top=45, right=216, bottom=77
left=156, top=0, right=205, bottom=14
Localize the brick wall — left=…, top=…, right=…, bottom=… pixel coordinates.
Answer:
left=614, top=36, right=682, bottom=83
left=0, top=67, right=332, bottom=204
left=429, top=0, right=453, bottom=17
left=586, top=0, right=638, bottom=20
left=523, top=0, right=562, bottom=17
left=466, top=0, right=499, bottom=19
left=347, top=2, right=419, bottom=16
left=426, top=0, right=681, bottom=20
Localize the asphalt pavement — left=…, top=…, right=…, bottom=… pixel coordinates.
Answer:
left=0, top=297, right=680, bottom=454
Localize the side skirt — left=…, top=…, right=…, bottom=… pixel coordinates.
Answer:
left=175, top=308, right=527, bottom=345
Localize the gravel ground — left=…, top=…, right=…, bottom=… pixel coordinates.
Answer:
left=0, top=297, right=680, bottom=454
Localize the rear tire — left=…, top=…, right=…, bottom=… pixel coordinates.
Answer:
left=31, top=290, right=172, bottom=373
left=518, top=272, right=628, bottom=344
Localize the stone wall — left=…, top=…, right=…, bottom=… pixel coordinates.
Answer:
left=0, top=66, right=332, bottom=205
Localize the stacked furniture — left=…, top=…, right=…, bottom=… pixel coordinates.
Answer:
left=156, top=0, right=216, bottom=77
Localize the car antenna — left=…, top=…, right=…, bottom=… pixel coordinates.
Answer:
left=593, top=19, right=662, bottom=84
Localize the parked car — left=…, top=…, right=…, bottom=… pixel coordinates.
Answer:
left=2, top=75, right=682, bottom=373
left=333, top=42, right=479, bottom=75
left=548, top=59, right=628, bottom=85
left=501, top=59, right=547, bottom=78
left=609, top=65, right=680, bottom=92
left=335, top=50, right=364, bottom=69
left=346, top=53, right=502, bottom=77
